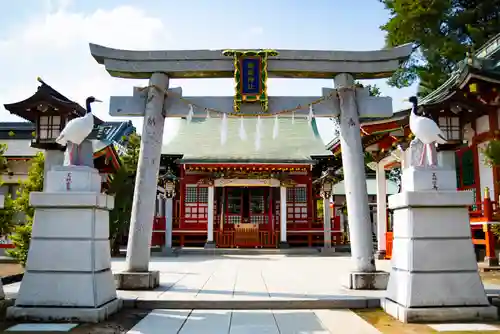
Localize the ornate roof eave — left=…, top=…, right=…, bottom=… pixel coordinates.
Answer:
left=177, top=158, right=317, bottom=165
left=325, top=111, right=411, bottom=152
left=3, top=81, right=103, bottom=125
left=475, top=33, right=500, bottom=60
left=419, top=63, right=500, bottom=108
left=4, top=90, right=79, bottom=120
left=418, top=61, right=469, bottom=106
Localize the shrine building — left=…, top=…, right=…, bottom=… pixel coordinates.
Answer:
left=354, top=32, right=500, bottom=263
left=156, top=117, right=342, bottom=248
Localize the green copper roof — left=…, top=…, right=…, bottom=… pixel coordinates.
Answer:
left=162, top=117, right=331, bottom=163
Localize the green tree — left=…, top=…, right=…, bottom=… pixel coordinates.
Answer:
left=107, top=133, right=141, bottom=255
left=388, top=167, right=402, bottom=192
left=355, top=81, right=382, bottom=97
left=366, top=84, right=382, bottom=97
left=0, top=143, right=16, bottom=236
left=0, top=143, right=7, bottom=173
left=379, top=0, right=500, bottom=95
left=7, top=153, right=44, bottom=266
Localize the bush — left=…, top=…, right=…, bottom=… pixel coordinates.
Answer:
left=6, top=153, right=44, bottom=266
left=7, top=218, right=33, bottom=266
left=481, top=140, right=500, bottom=167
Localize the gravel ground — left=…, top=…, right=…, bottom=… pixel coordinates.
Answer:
left=0, top=263, right=23, bottom=278
left=481, top=270, right=500, bottom=285
left=0, top=309, right=149, bottom=333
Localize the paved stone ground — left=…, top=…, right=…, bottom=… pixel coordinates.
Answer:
left=124, top=309, right=382, bottom=333
left=4, top=254, right=393, bottom=303
left=7, top=309, right=500, bottom=333
left=4, top=255, right=500, bottom=332
left=5, top=255, right=500, bottom=303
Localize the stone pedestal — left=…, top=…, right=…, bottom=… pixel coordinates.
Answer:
left=374, top=250, right=386, bottom=260
left=204, top=241, right=216, bottom=249
left=279, top=242, right=289, bottom=249
left=7, top=166, right=122, bottom=323
left=383, top=166, right=497, bottom=323
left=347, top=271, right=389, bottom=290
left=43, top=150, right=64, bottom=190
left=485, top=257, right=499, bottom=267
left=115, top=271, right=159, bottom=290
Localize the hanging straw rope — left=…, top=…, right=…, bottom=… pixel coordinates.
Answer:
left=137, top=84, right=358, bottom=118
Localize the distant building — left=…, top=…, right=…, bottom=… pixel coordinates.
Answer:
left=0, top=80, right=136, bottom=252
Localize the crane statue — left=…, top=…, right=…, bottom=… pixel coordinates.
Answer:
left=56, top=96, right=102, bottom=167
left=408, top=96, right=447, bottom=167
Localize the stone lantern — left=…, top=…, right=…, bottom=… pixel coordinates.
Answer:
left=3, top=78, right=102, bottom=189
left=437, top=114, right=461, bottom=142
left=320, top=177, right=333, bottom=248
left=313, top=167, right=337, bottom=250
left=163, top=169, right=177, bottom=198
left=321, top=178, right=333, bottom=199
left=159, top=168, right=178, bottom=253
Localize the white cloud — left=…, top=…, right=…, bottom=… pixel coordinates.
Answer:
left=0, top=5, right=180, bottom=143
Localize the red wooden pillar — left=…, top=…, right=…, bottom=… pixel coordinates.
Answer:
left=385, top=207, right=392, bottom=259
left=483, top=187, right=498, bottom=266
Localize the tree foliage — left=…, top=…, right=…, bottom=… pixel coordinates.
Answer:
left=380, top=0, right=500, bottom=95
left=388, top=167, right=402, bottom=192
left=107, top=133, right=141, bottom=255
left=0, top=143, right=16, bottom=236
left=7, top=153, right=44, bottom=266
left=0, top=143, right=7, bottom=173
left=355, top=81, right=382, bottom=97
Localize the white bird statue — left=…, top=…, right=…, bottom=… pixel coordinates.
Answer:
left=56, top=96, right=101, bottom=165
left=408, top=96, right=447, bottom=166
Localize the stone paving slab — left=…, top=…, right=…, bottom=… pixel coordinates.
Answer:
left=125, top=309, right=382, bottom=334
left=112, top=255, right=386, bottom=309
left=112, top=255, right=390, bottom=300
left=5, top=323, right=78, bottom=332
left=428, top=323, right=500, bottom=332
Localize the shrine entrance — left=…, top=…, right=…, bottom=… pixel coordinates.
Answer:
left=216, top=186, right=278, bottom=248
left=89, top=42, right=412, bottom=281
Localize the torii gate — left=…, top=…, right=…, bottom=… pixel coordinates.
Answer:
left=89, top=43, right=412, bottom=290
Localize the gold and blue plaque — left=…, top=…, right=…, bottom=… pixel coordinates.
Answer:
left=223, top=49, right=278, bottom=113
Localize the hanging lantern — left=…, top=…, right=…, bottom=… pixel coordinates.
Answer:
left=321, top=179, right=333, bottom=199
left=160, top=168, right=178, bottom=198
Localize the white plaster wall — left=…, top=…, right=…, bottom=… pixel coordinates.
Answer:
left=1, top=160, right=31, bottom=184
left=0, top=139, right=40, bottom=157
left=477, top=141, right=495, bottom=199
left=476, top=115, right=490, bottom=134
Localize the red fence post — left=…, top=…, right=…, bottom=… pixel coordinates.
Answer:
left=483, top=187, right=498, bottom=266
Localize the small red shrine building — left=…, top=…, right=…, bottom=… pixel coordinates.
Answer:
left=157, top=117, right=341, bottom=248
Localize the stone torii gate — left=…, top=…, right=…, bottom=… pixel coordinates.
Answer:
left=89, top=43, right=412, bottom=290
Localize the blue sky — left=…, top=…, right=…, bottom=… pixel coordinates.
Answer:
left=0, top=0, right=417, bottom=144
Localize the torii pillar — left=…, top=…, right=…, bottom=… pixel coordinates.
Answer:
left=114, top=73, right=169, bottom=290
left=334, top=73, right=389, bottom=290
